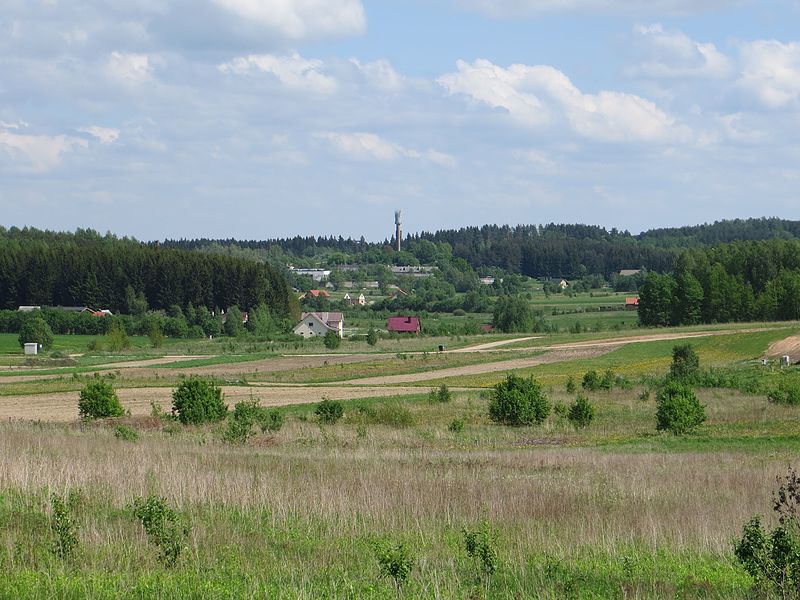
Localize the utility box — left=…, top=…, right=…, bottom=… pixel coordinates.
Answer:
left=782, top=355, right=791, bottom=367
left=23, top=343, right=38, bottom=356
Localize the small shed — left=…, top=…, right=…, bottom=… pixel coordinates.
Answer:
left=24, top=343, right=38, bottom=356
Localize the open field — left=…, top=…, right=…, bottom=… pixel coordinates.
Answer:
left=1, top=322, right=799, bottom=596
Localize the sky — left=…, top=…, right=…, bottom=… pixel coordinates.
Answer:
left=2, top=0, right=800, bottom=241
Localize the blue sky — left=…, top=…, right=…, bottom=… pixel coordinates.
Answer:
left=2, top=0, right=800, bottom=241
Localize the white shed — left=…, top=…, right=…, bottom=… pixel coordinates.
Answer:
left=24, top=343, right=38, bottom=356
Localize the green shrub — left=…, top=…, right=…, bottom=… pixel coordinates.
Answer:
left=655, top=380, right=706, bottom=434
left=323, top=330, right=341, bottom=349
left=258, top=409, right=284, bottom=433
left=463, top=520, right=498, bottom=581
left=105, top=321, right=130, bottom=352
left=50, top=493, right=78, bottom=560
left=315, top=398, right=344, bottom=424
left=171, top=378, right=227, bottom=425
left=735, top=468, right=800, bottom=597
left=488, top=373, right=550, bottom=427
left=670, top=343, right=700, bottom=380
left=567, top=394, right=595, bottom=429
left=581, top=370, right=600, bottom=391
left=18, top=315, right=54, bottom=351
left=78, top=379, right=124, bottom=420
left=148, top=323, right=164, bottom=348
left=429, top=384, right=452, bottom=403
left=114, top=425, right=139, bottom=442
left=374, top=403, right=414, bottom=428
left=373, top=540, right=414, bottom=589
left=366, top=327, right=378, bottom=346
left=223, top=399, right=260, bottom=445
left=768, top=377, right=800, bottom=406
left=448, top=419, right=465, bottom=433
left=565, top=376, right=576, bottom=393
left=131, top=494, right=190, bottom=568
left=599, top=369, right=615, bottom=391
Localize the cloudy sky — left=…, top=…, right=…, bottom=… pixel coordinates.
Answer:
left=2, top=0, right=800, bottom=241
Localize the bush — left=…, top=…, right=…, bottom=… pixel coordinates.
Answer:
left=171, top=378, right=227, bottom=425
left=223, top=399, right=260, bottom=445
left=366, top=327, right=378, bottom=346
left=768, top=377, right=800, bottom=406
left=373, top=403, right=414, bottom=428
left=148, top=323, right=164, bottom=348
left=315, top=399, right=344, bottom=424
left=655, top=380, right=706, bottom=434
left=323, top=329, right=341, bottom=349
left=488, top=373, right=550, bottom=427
left=568, top=393, right=595, bottom=429
left=581, top=370, right=600, bottom=391
left=599, top=369, right=615, bottom=391
left=105, top=321, right=130, bottom=351
left=448, top=419, right=465, bottom=433
left=735, top=468, right=800, bottom=597
left=463, top=520, right=498, bottom=580
left=373, top=540, right=414, bottom=589
left=78, top=379, right=124, bottom=420
left=50, top=493, right=78, bottom=560
left=131, top=494, right=190, bottom=568
left=258, top=409, right=284, bottom=433
left=565, top=376, right=576, bottom=393
left=18, top=315, right=54, bottom=351
left=429, top=384, right=452, bottom=403
left=114, top=425, right=139, bottom=442
left=670, top=344, right=700, bottom=380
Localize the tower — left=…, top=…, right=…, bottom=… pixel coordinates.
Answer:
left=394, top=210, right=402, bottom=252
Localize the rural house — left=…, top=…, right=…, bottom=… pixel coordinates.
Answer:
left=625, top=297, right=639, bottom=309
left=387, top=316, right=421, bottom=334
left=298, top=289, right=330, bottom=300
left=619, top=269, right=642, bottom=277
left=293, top=312, right=344, bottom=339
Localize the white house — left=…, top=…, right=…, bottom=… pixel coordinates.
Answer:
left=293, top=312, right=344, bottom=339
left=289, top=267, right=331, bottom=282
left=343, top=293, right=352, bottom=302
left=357, top=293, right=366, bottom=306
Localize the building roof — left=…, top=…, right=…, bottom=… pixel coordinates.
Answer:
left=619, top=269, right=642, bottom=277
left=301, top=312, right=343, bottom=328
left=625, top=297, right=639, bottom=306
left=306, top=289, right=330, bottom=298
left=387, top=316, right=421, bottom=332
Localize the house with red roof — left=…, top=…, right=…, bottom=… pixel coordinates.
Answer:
left=625, top=297, right=639, bottom=310
left=387, top=316, right=421, bottom=334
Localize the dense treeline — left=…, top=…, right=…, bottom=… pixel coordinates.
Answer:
left=0, top=227, right=292, bottom=317
left=638, top=239, right=800, bottom=326
left=164, top=218, right=800, bottom=279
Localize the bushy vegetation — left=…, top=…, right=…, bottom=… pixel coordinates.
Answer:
left=568, top=394, right=595, bottom=429
left=50, top=493, right=78, bottom=560
left=767, top=377, right=800, bottom=406
left=488, top=373, right=550, bottom=426
left=462, top=520, right=498, bottom=583
left=323, top=330, right=341, bottom=349
left=656, top=380, right=706, bottom=434
left=315, top=399, right=344, bottom=424
left=429, top=384, right=452, bottom=403
left=171, top=378, right=227, bottom=425
left=670, top=344, right=700, bottom=380
left=18, top=315, right=54, bottom=351
left=372, top=540, right=414, bottom=590
left=114, top=425, right=139, bottom=442
left=131, top=494, right=190, bottom=568
left=78, top=379, right=124, bottom=420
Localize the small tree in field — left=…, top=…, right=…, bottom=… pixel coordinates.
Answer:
left=656, top=380, right=705, bottom=434
left=171, top=378, right=227, bottom=425
left=315, top=399, right=344, bottom=424
left=488, top=374, right=550, bottom=427
left=105, top=321, right=130, bottom=351
left=366, top=327, right=378, bottom=346
left=148, top=323, right=164, bottom=348
left=670, top=344, right=700, bottom=380
left=18, top=315, right=54, bottom=351
left=568, top=393, right=595, bottom=429
left=323, top=329, right=341, bottom=349
left=78, top=379, right=124, bottom=420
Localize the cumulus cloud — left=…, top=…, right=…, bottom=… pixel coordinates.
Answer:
left=79, top=126, right=120, bottom=144
left=737, top=40, right=800, bottom=109
left=104, top=51, right=155, bottom=85
left=629, top=23, right=733, bottom=79
left=350, top=58, right=404, bottom=91
left=316, top=132, right=455, bottom=166
left=0, top=124, right=87, bottom=170
left=211, top=0, right=366, bottom=40
left=219, top=52, right=337, bottom=93
left=438, top=59, right=690, bottom=143
left=455, top=0, right=741, bottom=17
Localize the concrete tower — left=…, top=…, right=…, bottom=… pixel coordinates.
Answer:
left=394, top=210, right=402, bottom=252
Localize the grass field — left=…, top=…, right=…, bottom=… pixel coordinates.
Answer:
left=1, top=318, right=799, bottom=597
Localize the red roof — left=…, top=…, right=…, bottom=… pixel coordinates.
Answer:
left=307, top=289, right=330, bottom=298
left=626, top=297, right=639, bottom=306
left=387, top=316, right=421, bottom=333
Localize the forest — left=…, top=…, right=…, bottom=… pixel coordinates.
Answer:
left=164, top=217, right=800, bottom=278
left=0, top=227, right=292, bottom=317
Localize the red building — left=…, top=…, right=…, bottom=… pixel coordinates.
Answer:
left=387, top=316, right=421, bottom=334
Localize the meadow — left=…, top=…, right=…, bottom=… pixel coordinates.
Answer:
left=1, top=310, right=799, bottom=597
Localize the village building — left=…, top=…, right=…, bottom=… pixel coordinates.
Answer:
left=625, top=297, right=639, bottom=309
left=288, top=267, right=331, bottom=282
left=387, top=316, right=421, bottom=334
left=293, top=312, right=344, bottom=339
left=619, top=269, right=642, bottom=277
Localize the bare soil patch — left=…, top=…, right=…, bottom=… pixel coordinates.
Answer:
left=766, top=333, right=800, bottom=361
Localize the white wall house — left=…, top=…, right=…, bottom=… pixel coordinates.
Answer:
left=293, top=312, right=344, bottom=339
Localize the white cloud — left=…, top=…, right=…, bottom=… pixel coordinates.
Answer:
left=350, top=58, right=404, bottom=91
left=79, top=126, right=120, bottom=144
left=211, top=0, right=366, bottom=40
left=219, top=52, right=337, bottom=93
left=317, top=132, right=455, bottom=166
left=0, top=125, right=87, bottom=170
left=455, top=0, right=741, bottom=17
left=629, top=23, right=733, bottom=79
left=738, top=40, right=800, bottom=109
left=104, top=51, right=155, bottom=85
left=438, top=59, right=690, bottom=143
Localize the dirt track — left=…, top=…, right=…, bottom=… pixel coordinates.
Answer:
left=0, top=385, right=446, bottom=423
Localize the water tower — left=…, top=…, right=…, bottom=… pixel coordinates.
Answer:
left=394, top=210, right=402, bottom=252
